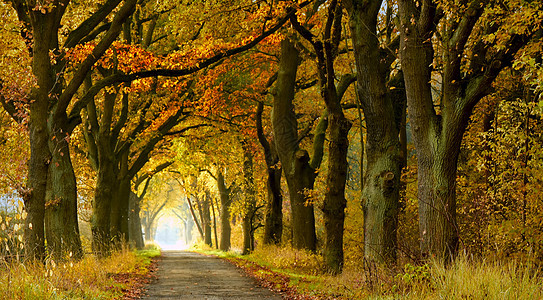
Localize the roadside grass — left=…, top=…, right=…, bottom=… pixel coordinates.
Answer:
left=0, top=247, right=160, bottom=300
left=194, top=243, right=543, bottom=299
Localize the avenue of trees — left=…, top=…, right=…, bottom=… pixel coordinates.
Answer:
left=0, top=0, right=542, bottom=275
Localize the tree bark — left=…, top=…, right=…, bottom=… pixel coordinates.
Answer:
left=25, top=86, right=49, bottom=262
left=110, top=173, right=131, bottom=244
left=210, top=194, right=219, bottom=249
left=187, top=196, right=204, bottom=240
left=272, top=38, right=317, bottom=251
left=45, top=118, right=83, bottom=260
left=290, top=2, right=358, bottom=272
left=241, top=143, right=257, bottom=254
left=91, top=149, right=116, bottom=255
left=23, top=9, right=57, bottom=261
left=89, top=89, right=118, bottom=254
left=203, top=195, right=212, bottom=247
left=322, top=113, right=351, bottom=272
left=256, top=102, right=283, bottom=245
left=344, top=0, right=402, bottom=264
left=129, top=191, right=145, bottom=249
left=217, top=171, right=232, bottom=251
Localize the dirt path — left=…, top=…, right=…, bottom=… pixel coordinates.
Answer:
left=142, top=250, right=282, bottom=299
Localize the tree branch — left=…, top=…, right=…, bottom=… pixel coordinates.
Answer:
left=63, top=0, right=123, bottom=48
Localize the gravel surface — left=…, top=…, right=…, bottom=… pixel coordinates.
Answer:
left=142, top=250, right=282, bottom=300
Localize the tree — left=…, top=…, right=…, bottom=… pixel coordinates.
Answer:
left=140, top=175, right=178, bottom=242
left=289, top=1, right=361, bottom=272
left=397, top=0, right=541, bottom=260
left=256, top=101, right=283, bottom=245
left=343, top=0, right=406, bottom=264
left=130, top=161, right=172, bottom=249
left=271, top=37, right=327, bottom=251
left=2, top=0, right=138, bottom=260
left=217, top=169, right=235, bottom=251
left=240, top=140, right=258, bottom=254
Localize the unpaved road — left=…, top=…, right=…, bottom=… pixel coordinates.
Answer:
left=142, top=251, right=282, bottom=299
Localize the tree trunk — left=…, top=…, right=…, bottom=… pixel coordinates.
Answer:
left=91, top=153, right=116, bottom=255
left=23, top=10, right=58, bottom=262
left=345, top=0, right=402, bottom=264
left=45, top=121, right=82, bottom=260
left=110, top=175, right=131, bottom=245
left=396, top=0, right=500, bottom=260
left=185, top=218, right=194, bottom=245
left=242, top=143, right=256, bottom=254
left=272, top=38, right=317, bottom=251
left=129, top=191, right=145, bottom=249
left=210, top=195, right=219, bottom=249
left=284, top=153, right=317, bottom=251
left=187, top=196, right=204, bottom=240
left=143, top=211, right=153, bottom=242
left=25, top=90, right=49, bottom=262
left=203, top=196, right=212, bottom=247
left=217, top=171, right=232, bottom=251
left=322, top=113, right=351, bottom=272
left=256, top=102, right=283, bottom=245
left=263, top=162, right=283, bottom=245
left=417, top=147, right=460, bottom=259
left=90, top=88, right=119, bottom=254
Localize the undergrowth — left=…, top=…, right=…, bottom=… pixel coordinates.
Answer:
left=194, top=244, right=543, bottom=299
left=0, top=247, right=160, bottom=300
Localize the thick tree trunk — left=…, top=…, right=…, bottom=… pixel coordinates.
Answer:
left=129, top=191, right=145, bottom=249
left=345, top=0, right=402, bottom=264
left=242, top=216, right=252, bottom=254
left=110, top=176, right=131, bottom=244
left=217, top=171, right=232, bottom=251
left=284, top=156, right=317, bottom=251
left=322, top=114, right=351, bottom=273
left=24, top=12, right=57, bottom=261
left=91, top=154, right=116, bottom=255
left=363, top=141, right=401, bottom=263
left=263, top=163, right=283, bottom=245
left=25, top=91, right=49, bottom=261
left=417, top=147, right=460, bottom=259
left=397, top=0, right=466, bottom=260
left=45, top=123, right=82, bottom=260
left=272, top=38, right=317, bottom=251
left=90, top=88, right=119, bottom=254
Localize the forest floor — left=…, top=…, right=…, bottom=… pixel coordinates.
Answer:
left=141, top=251, right=282, bottom=299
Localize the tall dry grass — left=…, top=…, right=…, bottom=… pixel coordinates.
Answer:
left=239, top=245, right=543, bottom=299
left=0, top=248, right=154, bottom=300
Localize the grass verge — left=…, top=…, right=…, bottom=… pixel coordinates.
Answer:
left=193, top=244, right=543, bottom=300
left=0, top=248, right=160, bottom=300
